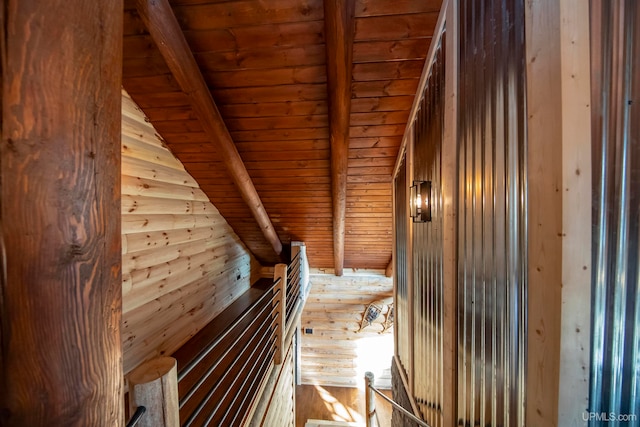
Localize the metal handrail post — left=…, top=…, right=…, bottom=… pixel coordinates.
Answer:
left=364, top=371, right=431, bottom=427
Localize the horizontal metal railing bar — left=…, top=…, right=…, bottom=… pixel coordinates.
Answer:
left=184, top=324, right=276, bottom=427
left=287, top=263, right=300, bottom=277
left=286, top=284, right=301, bottom=305
left=220, top=342, right=276, bottom=427
left=285, top=299, right=302, bottom=332
left=125, top=406, right=146, bottom=427
left=230, top=345, right=276, bottom=427
left=179, top=300, right=277, bottom=408
left=368, top=384, right=431, bottom=427
left=287, top=262, right=300, bottom=280
left=178, top=279, right=281, bottom=381
left=202, top=327, right=276, bottom=427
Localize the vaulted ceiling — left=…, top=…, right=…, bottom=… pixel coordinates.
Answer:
left=122, top=0, right=442, bottom=272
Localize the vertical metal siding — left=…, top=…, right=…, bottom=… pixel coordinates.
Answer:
left=412, top=38, right=446, bottom=427
left=590, top=1, right=640, bottom=424
left=395, top=154, right=411, bottom=372
left=457, top=0, right=527, bottom=425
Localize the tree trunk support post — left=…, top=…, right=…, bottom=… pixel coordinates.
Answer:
left=273, top=263, right=287, bottom=365
left=128, top=357, right=180, bottom=427
left=365, top=371, right=376, bottom=427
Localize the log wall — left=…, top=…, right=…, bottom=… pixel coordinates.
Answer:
left=121, top=90, right=261, bottom=374
left=300, top=272, right=393, bottom=388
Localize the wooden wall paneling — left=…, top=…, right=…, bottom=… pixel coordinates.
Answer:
left=300, top=273, right=394, bottom=388
left=557, top=0, right=592, bottom=423
left=524, top=1, right=563, bottom=425
left=0, top=1, right=123, bottom=424
left=121, top=90, right=261, bottom=375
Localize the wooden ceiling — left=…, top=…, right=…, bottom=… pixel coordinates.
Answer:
left=122, top=0, right=441, bottom=272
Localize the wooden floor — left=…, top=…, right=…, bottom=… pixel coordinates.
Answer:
left=295, top=384, right=392, bottom=427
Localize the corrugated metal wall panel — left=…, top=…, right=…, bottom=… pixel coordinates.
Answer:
left=456, top=0, right=527, bottom=426
left=589, top=1, right=640, bottom=424
left=395, top=153, right=411, bottom=373
left=412, top=37, right=445, bottom=427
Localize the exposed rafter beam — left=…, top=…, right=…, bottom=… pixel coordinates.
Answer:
left=385, top=259, right=393, bottom=278
left=135, top=0, right=282, bottom=256
left=324, top=0, right=356, bottom=276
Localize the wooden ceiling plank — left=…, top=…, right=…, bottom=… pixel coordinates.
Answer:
left=173, top=0, right=324, bottom=30
left=220, top=100, right=328, bottom=119
left=324, top=0, right=356, bottom=276
left=355, top=13, right=439, bottom=41
left=185, top=21, right=326, bottom=52
left=355, top=0, right=442, bottom=17
left=135, top=0, right=283, bottom=257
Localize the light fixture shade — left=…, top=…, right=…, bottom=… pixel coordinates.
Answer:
left=410, top=180, right=432, bottom=222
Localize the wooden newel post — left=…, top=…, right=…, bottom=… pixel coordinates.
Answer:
left=273, top=263, right=288, bottom=365
left=365, top=371, right=376, bottom=427
left=128, top=357, right=180, bottom=427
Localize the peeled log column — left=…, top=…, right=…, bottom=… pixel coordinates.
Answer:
left=0, top=1, right=123, bottom=425
left=129, top=358, right=180, bottom=427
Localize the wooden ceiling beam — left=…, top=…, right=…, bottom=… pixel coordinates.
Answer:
left=324, top=0, right=356, bottom=276
left=135, top=0, right=282, bottom=257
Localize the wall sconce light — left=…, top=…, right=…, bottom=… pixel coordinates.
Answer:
left=410, top=180, right=432, bottom=222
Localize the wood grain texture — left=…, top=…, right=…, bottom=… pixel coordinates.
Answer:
left=121, top=91, right=262, bottom=374
left=324, top=0, right=356, bottom=276
left=135, top=0, right=283, bottom=257
left=128, top=357, right=180, bottom=427
left=0, top=1, right=123, bottom=425
left=122, top=0, right=442, bottom=271
left=295, top=384, right=392, bottom=427
left=249, top=339, right=296, bottom=427
left=524, top=1, right=563, bottom=425
left=300, top=273, right=393, bottom=388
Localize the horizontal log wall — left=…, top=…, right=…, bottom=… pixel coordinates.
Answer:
left=300, top=273, right=393, bottom=388
left=121, top=90, right=261, bottom=374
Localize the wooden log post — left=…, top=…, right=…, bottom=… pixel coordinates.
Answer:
left=273, top=264, right=287, bottom=365
left=0, top=1, right=123, bottom=426
left=365, top=372, right=376, bottom=427
left=385, top=258, right=393, bottom=278
left=128, top=357, right=180, bottom=427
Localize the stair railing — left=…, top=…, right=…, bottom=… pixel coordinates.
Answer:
left=364, top=372, right=431, bottom=427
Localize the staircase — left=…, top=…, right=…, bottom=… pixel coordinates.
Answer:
left=304, top=420, right=362, bottom=427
